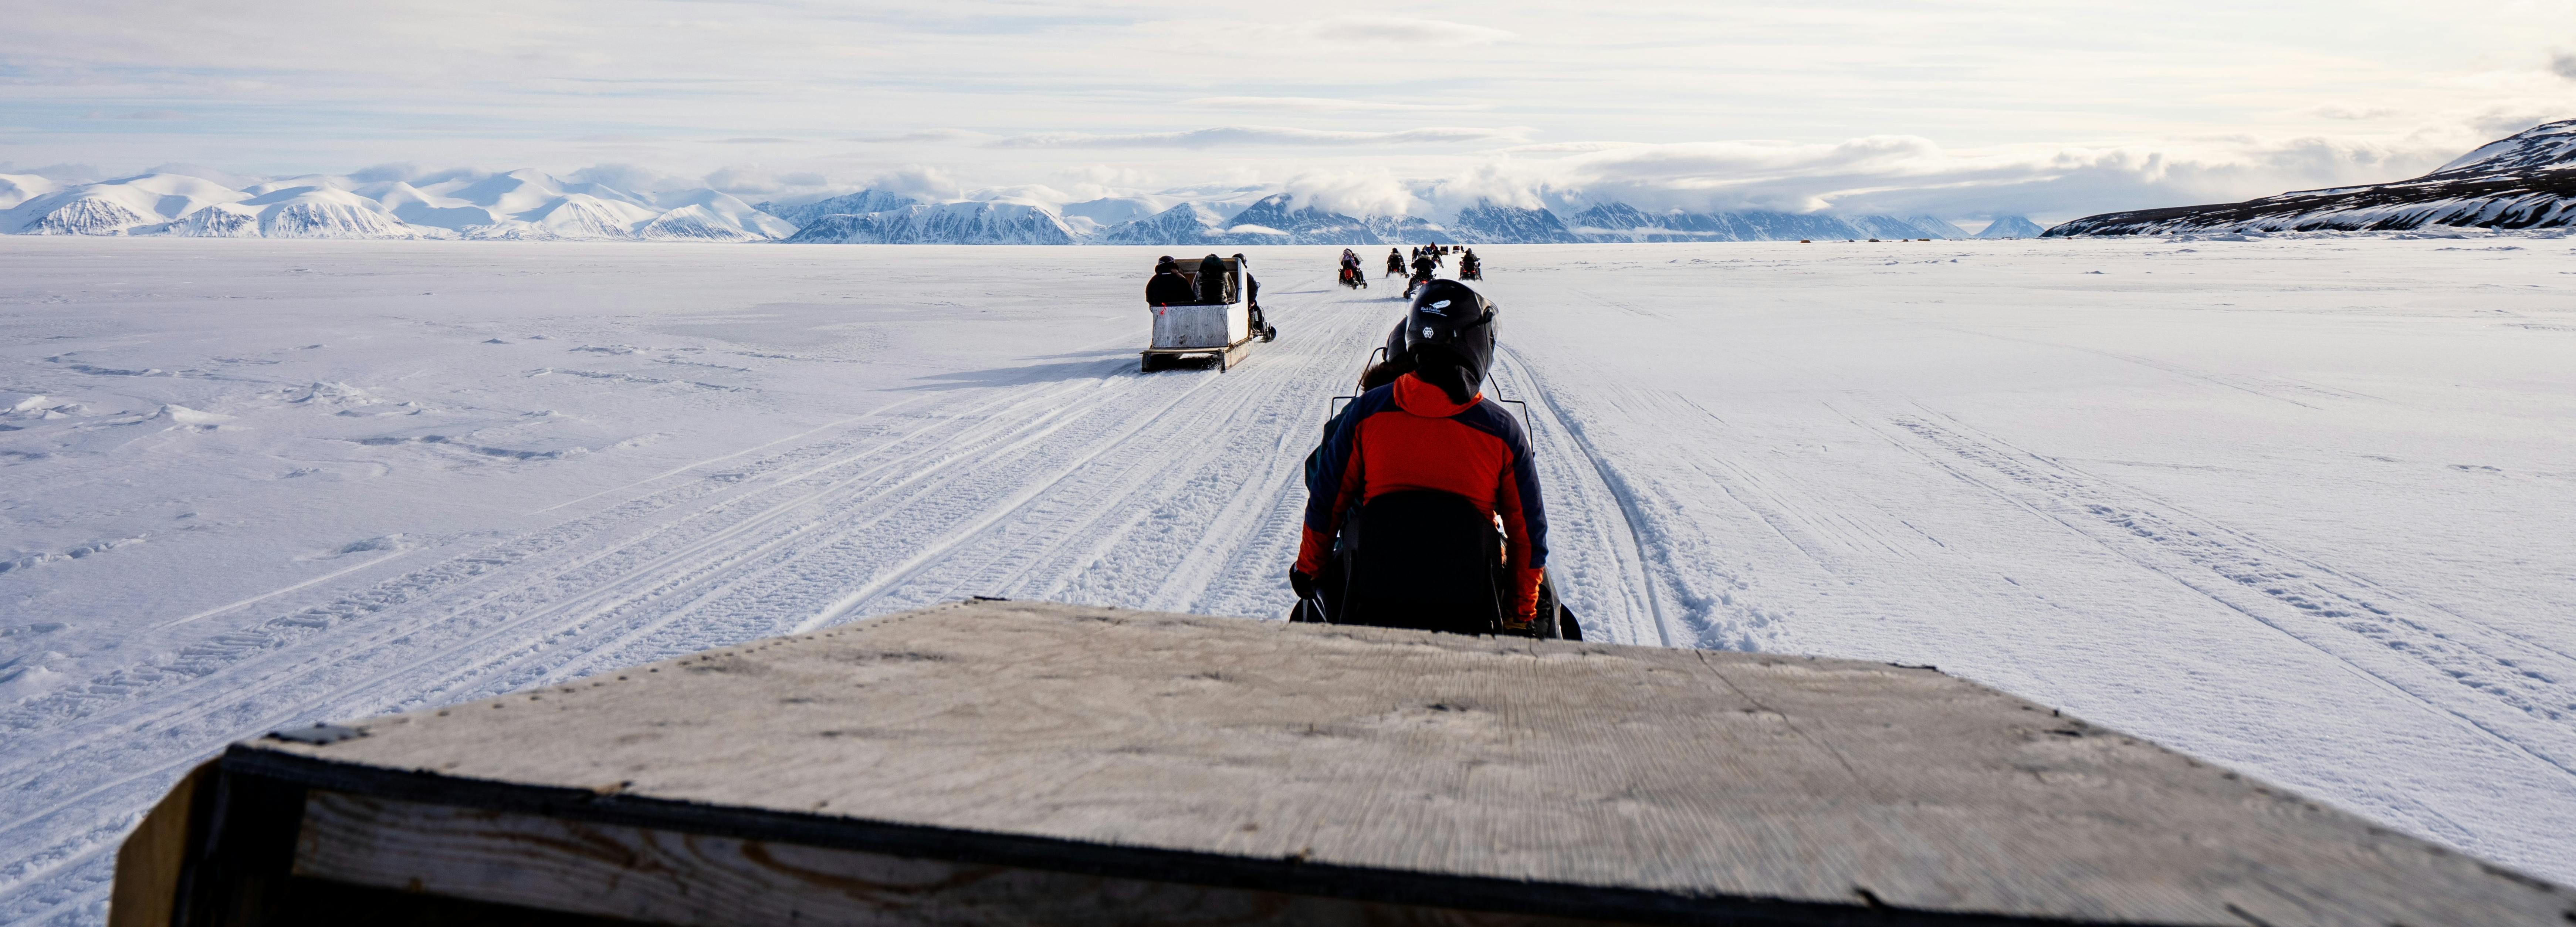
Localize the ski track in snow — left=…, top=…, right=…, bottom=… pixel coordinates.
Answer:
left=5, top=238, right=2576, bottom=921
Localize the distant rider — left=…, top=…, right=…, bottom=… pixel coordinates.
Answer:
left=1294, top=280, right=1546, bottom=634
left=1458, top=248, right=1480, bottom=279
left=1405, top=249, right=1438, bottom=297
left=1145, top=256, right=1195, bottom=304
left=1386, top=248, right=1404, bottom=277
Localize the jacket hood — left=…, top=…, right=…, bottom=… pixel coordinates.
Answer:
left=1392, top=371, right=1480, bottom=417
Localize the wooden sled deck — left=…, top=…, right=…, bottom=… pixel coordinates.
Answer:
left=116, top=599, right=2570, bottom=926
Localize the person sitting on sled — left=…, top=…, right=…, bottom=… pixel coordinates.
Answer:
left=1145, top=256, right=1195, bottom=304
left=1293, top=280, right=1547, bottom=635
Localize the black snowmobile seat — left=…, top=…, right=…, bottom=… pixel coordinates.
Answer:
left=1337, top=490, right=1507, bottom=636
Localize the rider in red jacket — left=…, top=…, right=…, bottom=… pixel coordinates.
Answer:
left=1293, top=280, right=1547, bottom=633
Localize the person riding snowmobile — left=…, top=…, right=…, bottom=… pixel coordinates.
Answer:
left=1404, top=249, right=1438, bottom=297
left=1385, top=248, right=1404, bottom=277
left=1338, top=248, right=1364, bottom=287
left=1293, top=280, right=1546, bottom=635
left=1458, top=248, right=1481, bottom=280
left=1145, top=256, right=1196, bottom=304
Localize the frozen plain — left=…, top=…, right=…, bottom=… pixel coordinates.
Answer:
left=2, top=235, right=2574, bottom=922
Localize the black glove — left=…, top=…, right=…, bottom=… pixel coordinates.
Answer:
left=1290, top=570, right=1316, bottom=600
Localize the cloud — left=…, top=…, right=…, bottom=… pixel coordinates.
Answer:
left=1181, top=97, right=1483, bottom=113
left=1424, top=131, right=2473, bottom=220
left=843, top=129, right=996, bottom=144
left=2310, top=105, right=2397, bottom=121
left=141, top=162, right=255, bottom=185
left=2552, top=51, right=2576, bottom=81
left=559, top=163, right=669, bottom=191
left=865, top=165, right=963, bottom=200
left=700, top=165, right=798, bottom=194
left=707, top=137, right=802, bottom=145
left=991, top=125, right=1527, bottom=149
left=1500, top=141, right=1650, bottom=155
left=1298, top=17, right=1514, bottom=46
left=1282, top=169, right=1425, bottom=217
left=79, top=110, right=190, bottom=121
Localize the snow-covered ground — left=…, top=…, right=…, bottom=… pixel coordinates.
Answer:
left=3, top=236, right=2574, bottom=921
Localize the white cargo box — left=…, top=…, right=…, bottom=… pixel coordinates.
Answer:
left=1150, top=301, right=1250, bottom=350
left=1142, top=256, right=1260, bottom=372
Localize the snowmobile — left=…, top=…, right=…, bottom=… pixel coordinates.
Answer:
left=1141, top=255, right=1273, bottom=372
left=1338, top=264, right=1369, bottom=289
left=1289, top=324, right=1582, bottom=642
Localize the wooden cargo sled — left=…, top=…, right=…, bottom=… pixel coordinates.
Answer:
left=114, top=599, right=2573, bottom=926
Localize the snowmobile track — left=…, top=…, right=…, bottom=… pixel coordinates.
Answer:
left=0, top=273, right=1432, bottom=919
left=1841, top=401, right=2576, bottom=784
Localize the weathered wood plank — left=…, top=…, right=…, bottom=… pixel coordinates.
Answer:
left=294, top=790, right=1615, bottom=927
left=107, top=760, right=212, bottom=927
left=230, top=599, right=2572, bottom=926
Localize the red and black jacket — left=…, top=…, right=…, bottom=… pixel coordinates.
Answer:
left=1297, top=372, right=1550, bottom=618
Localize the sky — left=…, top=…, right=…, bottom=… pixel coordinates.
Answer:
left=5, top=0, right=2576, bottom=221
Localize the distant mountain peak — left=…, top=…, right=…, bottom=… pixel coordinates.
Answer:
left=2052, top=117, right=2576, bottom=236
left=2431, top=118, right=2576, bottom=179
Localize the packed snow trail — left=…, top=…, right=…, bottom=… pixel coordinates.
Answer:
left=0, top=243, right=1669, bottom=924
left=4, top=238, right=2576, bottom=924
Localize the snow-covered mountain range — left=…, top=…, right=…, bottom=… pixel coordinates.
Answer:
left=0, top=169, right=792, bottom=241
left=1, top=166, right=2008, bottom=246
left=760, top=193, right=1980, bottom=246
left=1974, top=216, right=2046, bottom=238
left=2048, top=119, right=2576, bottom=236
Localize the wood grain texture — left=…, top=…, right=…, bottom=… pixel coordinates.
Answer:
left=108, top=760, right=212, bottom=927
left=294, top=789, right=1617, bottom=927
left=243, top=600, right=2574, bottom=926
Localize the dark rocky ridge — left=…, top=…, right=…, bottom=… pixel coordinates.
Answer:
left=2049, top=119, right=2576, bottom=236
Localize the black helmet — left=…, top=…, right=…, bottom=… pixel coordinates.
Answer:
left=1400, top=280, right=1496, bottom=403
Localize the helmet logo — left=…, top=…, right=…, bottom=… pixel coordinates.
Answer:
left=1430, top=300, right=1451, bottom=309
left=1421, top=325, right=1436, bottom=339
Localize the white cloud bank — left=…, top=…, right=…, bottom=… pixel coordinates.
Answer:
left=991, top=125, right=1529, bottom=149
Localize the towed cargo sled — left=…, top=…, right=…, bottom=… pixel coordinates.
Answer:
left=1143, top=256, right=1271, bottom=372
left=115, top=599, right=2571, bottom=927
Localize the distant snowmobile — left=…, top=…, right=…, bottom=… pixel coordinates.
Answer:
left=1402, top=251, right=1438, bottom=298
